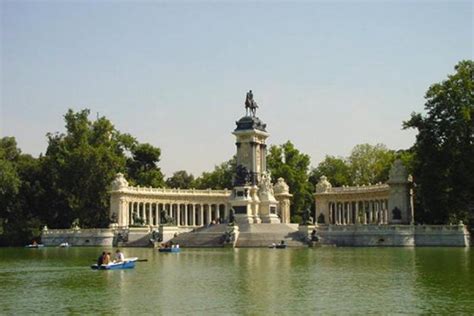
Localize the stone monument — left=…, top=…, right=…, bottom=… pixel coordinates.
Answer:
left=229, top=90, right=280, bottom=224
left=387, top=159, right=413, bottom=224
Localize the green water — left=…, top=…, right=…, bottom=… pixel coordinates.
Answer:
left=0, top=247, right=472, bottom=315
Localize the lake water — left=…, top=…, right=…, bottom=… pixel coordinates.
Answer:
left=0, top=247, right=473, bottom=315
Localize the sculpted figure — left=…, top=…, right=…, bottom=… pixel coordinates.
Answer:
left=245, top=90, right=259, bottom=117
left=301, top=209, right=314, bottom=225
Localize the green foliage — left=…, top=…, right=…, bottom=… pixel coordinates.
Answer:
left=309, top=144, right=397, bottom=189
left=403, top=60, right=474, bottom=224
left=41, top=109, right=130, bottom=228
left=194, top=157, right=236, bottom=189
left=267, top=141, right=312, bottom=219
left=166, top=170, right=195, bottom=189
left=0, top=138, right=42, bottom=245
left=127, top=143, right=165, bottom=187
left=348, top=144, right=396, bottom=185
left=309, top=156, right=351, bottom=187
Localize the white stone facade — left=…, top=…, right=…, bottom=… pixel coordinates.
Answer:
left=314, top=159, right=413, bottom=226
left=110, top=174, right=231, bottom=228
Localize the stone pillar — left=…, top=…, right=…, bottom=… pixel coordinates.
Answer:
left=274, top=178, right=292, bottom=224
left=348, top=202, right=352, bottom=225
left=200, top=204, right=204, bottom=226
left=209, top=204, right=213, bottom=223
left=327, top=202, right=333, bottom=224
left=178, top=204, right=182, bottom=226
left=337, top=203, right=341, bottom=225
left=363, top=201, right=367, bottom=225
left=141, top=203, right=146, bottom=224
left=224, top=204, right=229, bottom=222
left=184, top=204, right=188, bottom=226
left=355, top=201, right=360, bottom=224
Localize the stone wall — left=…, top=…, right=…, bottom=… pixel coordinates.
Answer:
left=315, top=224, right=470, bottom=247
left=414, top=225, right=470, bottom=247
left=41, top=228, right=115, bottom=247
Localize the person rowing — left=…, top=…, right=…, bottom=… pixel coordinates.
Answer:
left=114, top=249, right=125, bottom=263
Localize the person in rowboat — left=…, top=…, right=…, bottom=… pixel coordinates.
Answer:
left=97, top=251, right=106, bottom=265
left=114, top=249, right=125, bottom=263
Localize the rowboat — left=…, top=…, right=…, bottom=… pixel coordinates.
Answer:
left=25, top=244, right=44, bottom=248
left=59, top=242, right=70, bottom=248
left=268, top=243, right=287, bottom=249
left=158, top=247, right=180, bottom=253
left=90, top=257, right=138, bottom=270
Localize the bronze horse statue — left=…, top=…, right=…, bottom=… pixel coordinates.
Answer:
left=245, top=90, right=258, bottom=117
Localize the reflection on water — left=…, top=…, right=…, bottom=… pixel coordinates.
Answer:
left=0, top=247, right=472, bottom=314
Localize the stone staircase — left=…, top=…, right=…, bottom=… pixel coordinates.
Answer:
left=235, top=223, right=307, bottom=248
left=170, top=223, right=308, bottom=248
left=170, top=224, right=228, bottom=247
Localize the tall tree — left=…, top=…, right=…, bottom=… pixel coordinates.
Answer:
left=166, top=170, right=195, bottom=189
left=267, top=141, right=312, bottom=221
left=194, top=157, right=236, bottom=190
left=309, top=155, right=351, bottom=187
left=42, top=109, right=134, bottom=228
left=127, top=143, right=165, bottom=188
left=0, top=137, right=42, bottom=245
left=404, top=60, right=474, bottom=224
left=348, top=143, right=396, bottom=185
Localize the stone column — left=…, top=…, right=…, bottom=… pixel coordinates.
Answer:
left=207, top=204, right=211, bottom=224
left=224, top=204, right=229, bottom=222
left=348, top=202, right=352, bottom=225
left=176, top=204, right=181, bottom=226
left=184, top=204, right=188, bottom=226
left=355, top=201, right=359, bottom=224
left=363, top=201, right=367, bottom=225
left=368, top=201, right=372, bottom=224
left=200, top=204, right=204, bottom=226
left=337, top=203, right=341, bottom=225
left=344, top=202, right=348, bottom=225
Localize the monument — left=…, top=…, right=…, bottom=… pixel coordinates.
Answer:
left=229, top=91, right=280, bottom=224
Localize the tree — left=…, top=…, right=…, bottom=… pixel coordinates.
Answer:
left=309, top=155, right=351, bottom=187
left=404, top=60, right=474, bottom=224
left=348, top=144, right=396, bottom=185
left=0, top=137, right=42, bottom=245
left=194, top=157, right=236, bottom=189
left=166, top=170, right=195, bottom=189
left=41, top=109, right=135, bottom=228
left=127, top=143, right=165, bottom=188
left=267, top=141, right=312, bottom=221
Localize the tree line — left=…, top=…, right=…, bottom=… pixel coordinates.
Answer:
left=1, top=60, right=472, bottom=245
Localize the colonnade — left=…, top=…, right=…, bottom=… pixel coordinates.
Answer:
left=327, top=199, right=389, bottom=225
left=126, top=202, right=228, bottom=227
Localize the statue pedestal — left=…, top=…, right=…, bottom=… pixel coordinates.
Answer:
left=299, top=224, right=316, bottom=244
left=230, top=186, right=259, bottom=224
left=259, top=200, right=280, bottom=223
left=159, top=225, right=179, bottom=243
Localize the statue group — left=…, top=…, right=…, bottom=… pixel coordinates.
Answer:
left=245, top=90, right=258, bottom=117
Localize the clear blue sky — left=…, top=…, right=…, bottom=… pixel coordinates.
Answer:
left=1, top=0, right=472, bottom=177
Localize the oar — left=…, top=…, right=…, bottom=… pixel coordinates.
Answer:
left=91, top=258, right=148, bottom=262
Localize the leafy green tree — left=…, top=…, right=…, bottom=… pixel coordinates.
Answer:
left=127, top=143, right=165, bottom=187
left=0, top=137, right=42, bottom=245
left=41, top=109, right=134, bottom=228
left=166, top=170, right=195, bottom=189
left=403, top=60, right=474, bottom=224
left=309, top=155, right=351, bottom=187
left=194, top=157, right=236, bottom=190
left=267, top=141, right=312, bottom=221
left=348, top=143, right=396, bottom=185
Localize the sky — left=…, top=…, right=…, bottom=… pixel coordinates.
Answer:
left=1, top=0, right=472, bottom=177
